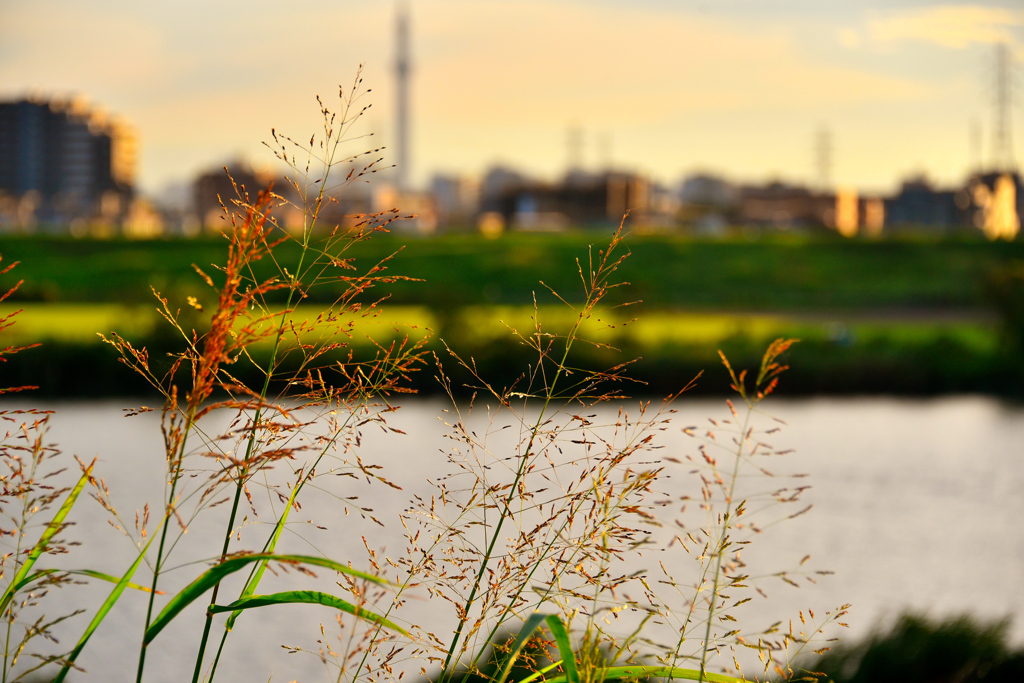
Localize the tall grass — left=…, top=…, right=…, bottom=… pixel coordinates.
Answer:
left=0, top=75, right=843, bottom=683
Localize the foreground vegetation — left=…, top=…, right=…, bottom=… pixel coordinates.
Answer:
left=804, top=613, right=1024, bottom=683
left=0, top=82, right=855, bottom=683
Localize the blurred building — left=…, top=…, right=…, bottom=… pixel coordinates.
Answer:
left=834, top=186, right=859, bottom=237
left=0, top=96, right=136, bottom=232
left=679, top=173, right=739, bottom=208
left=194, top=162, right=341, bottom=233
left=194, top=162, right=275, bottom=230
left=698, top=179, right=888, bottom=238
left=641, top=181, right=681, bottom=232
left=416, top=165, right=1016, bottom=239
left=883, top=175, right=967, bottom=233
left=677, top=173, right=739, bottom=235
left=372, top=183, right=437, bottom=234
left=966, top=172, right=1021, bottom=240
left=150, top=181, right=200, bottom=236
left=430, top=173, right=480, bottom=226
left=672, top=170, right=1022, bottom=239
left=827, top=189, right=886, bottom=238
left=472, top=167, right=665, bottom=232
left=735, top=181, right=833, bottom=231
left=479, top=166, right=528, bottom=214
left=863, top=197, right=885, bottom=236
left=194, top=162, right=442, bottom=235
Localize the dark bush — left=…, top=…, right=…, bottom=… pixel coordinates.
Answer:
left=801, top=613, right=1024, bottom=683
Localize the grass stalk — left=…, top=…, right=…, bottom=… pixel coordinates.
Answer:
left=437, top=230, right=632, bottom=683
left=194, top=75, right=401, bottom=681
left=696, top=406, right=752, bottom=683
left=437, top=282, right=592, bottom=683
left=136, top=407, right=196, bottom=683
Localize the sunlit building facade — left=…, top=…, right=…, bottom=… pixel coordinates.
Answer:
left=968, top=172, right=1021, bottom=241
left=0, top=96, right=136, bottom=231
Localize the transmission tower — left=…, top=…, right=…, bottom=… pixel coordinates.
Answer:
left=566, top=124, right=583, bottom=172
left=394, top=3, right=411, bottom=191
left=992, top=42, right=1015, bottom=172
left=815, top=125, right=832, bottom=191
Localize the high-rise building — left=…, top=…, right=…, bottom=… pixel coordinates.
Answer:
left=0, top=96, right=135, bottom=229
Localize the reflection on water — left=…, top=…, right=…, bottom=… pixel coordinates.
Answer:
left=4, top=396, right=1023, bottom=682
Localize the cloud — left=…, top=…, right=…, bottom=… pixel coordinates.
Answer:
left=413, top=0, right=931, bottom=130
left=0, top=0, right=974, bottom=190
left=0, top=2, right=172, bottom=93
left=838, top=28, right=862, bottom=49
left=0, top=0, right=390, bottom=188
left=869, top=5, right=1024, bottom=50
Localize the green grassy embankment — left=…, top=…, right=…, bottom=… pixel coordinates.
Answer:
left=1, top=232, right=1022, bottom=397
left=4, top=231, right=1024, bottom=308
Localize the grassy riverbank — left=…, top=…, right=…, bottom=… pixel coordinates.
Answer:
left=2, top=232, right=1022, bottom=398
left=1, top=302, right=1016, bottom=398
left=2, top=232, right=1023, bottom=308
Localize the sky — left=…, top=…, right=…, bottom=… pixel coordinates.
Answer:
left=2, top=0, right=1023, bottom=197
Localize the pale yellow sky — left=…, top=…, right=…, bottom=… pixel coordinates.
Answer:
left=1, top=1, right=1022, bottom=195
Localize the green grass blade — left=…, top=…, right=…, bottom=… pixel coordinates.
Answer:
left=144, top=553, right=384, bottom=644
left=544, top=666, right=749, bottom=683
left=495, top=613, right=551, bottom=683
left=9, top=568, right=157, bottom=597
left=513, top=659, right=565, bottom=683
left=53, top=533, right=159, bottom=683
left=0, top=466, right=92, bottom=614
left=224, top=480, right=301, bottom=631
left=208, top=590, right=408, bottom=635
left=544, top=615, right=578, bottom=683
left=66, top=569, right=160, bottom=593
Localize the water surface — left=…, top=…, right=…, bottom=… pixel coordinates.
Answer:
left=4, top=396, right=1022, bottom=682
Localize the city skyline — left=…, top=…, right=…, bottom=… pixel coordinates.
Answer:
left=2, top=1, right=1023, bottom=197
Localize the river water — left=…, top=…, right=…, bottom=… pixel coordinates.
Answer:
left=3, top=396, right=1023, bottom=682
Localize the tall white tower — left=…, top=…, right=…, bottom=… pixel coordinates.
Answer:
left=394, top=3, right=411, bottom=191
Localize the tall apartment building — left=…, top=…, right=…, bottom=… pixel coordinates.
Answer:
left=0, top=96, right=136, bottom=229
